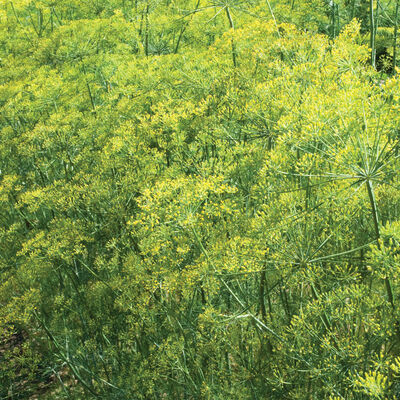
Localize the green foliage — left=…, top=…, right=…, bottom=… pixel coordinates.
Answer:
left=2, top=0, right=400, bottom=399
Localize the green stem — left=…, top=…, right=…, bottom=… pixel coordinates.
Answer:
left=366, top=179, right=394, bottom=307
left=393, top=0, right=399, bottom=70
left=225, top=7, right=237, bottom=67
left=174, top=0, right=200, bottom=54
left=145, top=2, right=149, bottom=56
left=350, top=0, right=356, bottom=20
left=370, top=0, right=376, bottom=68
left=81, top=60, right=96, bottom=111
left=259, top=268, right=267, bottom=320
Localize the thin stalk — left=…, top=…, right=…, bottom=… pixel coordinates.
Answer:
left=38, top=8, right=43, bottom=37
left=266, top=280, right=274, bottom=322
left=51, top=6, right=62, bottom=26
left=225, top=7, right=237, bottom=67
left=174, top=24, right=186, bottom=54
left=393, top=0, right=399, bottom=70
left=145, top=1, right=149, bottom=56
left=375, top=0, right=380, bottom=46
left=350, top=0, right=356, bottom=20
left=81, top=60, right=96, bottom=111
left=265, top=0, right=279, bottom=34
left=310, top=283, right=342, bottom=353
left=279, top=280, right=291, bottom=323
left=336, top=3, right=339, bottom=35
left=366, top=179, right=394, bottom=307
left=259, top=268, right=267, bottom=320
left=10, top=2, right=31, bottom=41
left=174, top=0, right=201, bottom=54
left=52, top=367, right=72, bottom=399
left=370, top=0, right=376, bottom=68
left=138, top=8, right=144, bottom=36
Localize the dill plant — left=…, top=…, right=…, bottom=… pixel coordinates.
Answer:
left=2, top=1, right=400, bottom=399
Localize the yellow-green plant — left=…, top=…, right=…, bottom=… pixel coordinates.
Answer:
left=2, top=1, right=400, bottom=399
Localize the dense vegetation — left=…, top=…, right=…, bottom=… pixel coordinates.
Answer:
left=2, top=0, right=400, bottom=398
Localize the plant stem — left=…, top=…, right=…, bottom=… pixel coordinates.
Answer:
left=174, top=0, right=200, bottom=54
left=370, top=0, right=376, bottom=68
left=366, top=179, right=394, bottom=307
left=225, top=7, right=237, bottom=67
left=145, top=1, right=149, bottom=56
left=259, top=268, right=267, bottom=320
left=393, top=0, right=399, bottom=70
left=350, top=0, right=356, bottom=20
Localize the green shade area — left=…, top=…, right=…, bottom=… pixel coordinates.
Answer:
left=2, top=0, right=400, bottom=398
